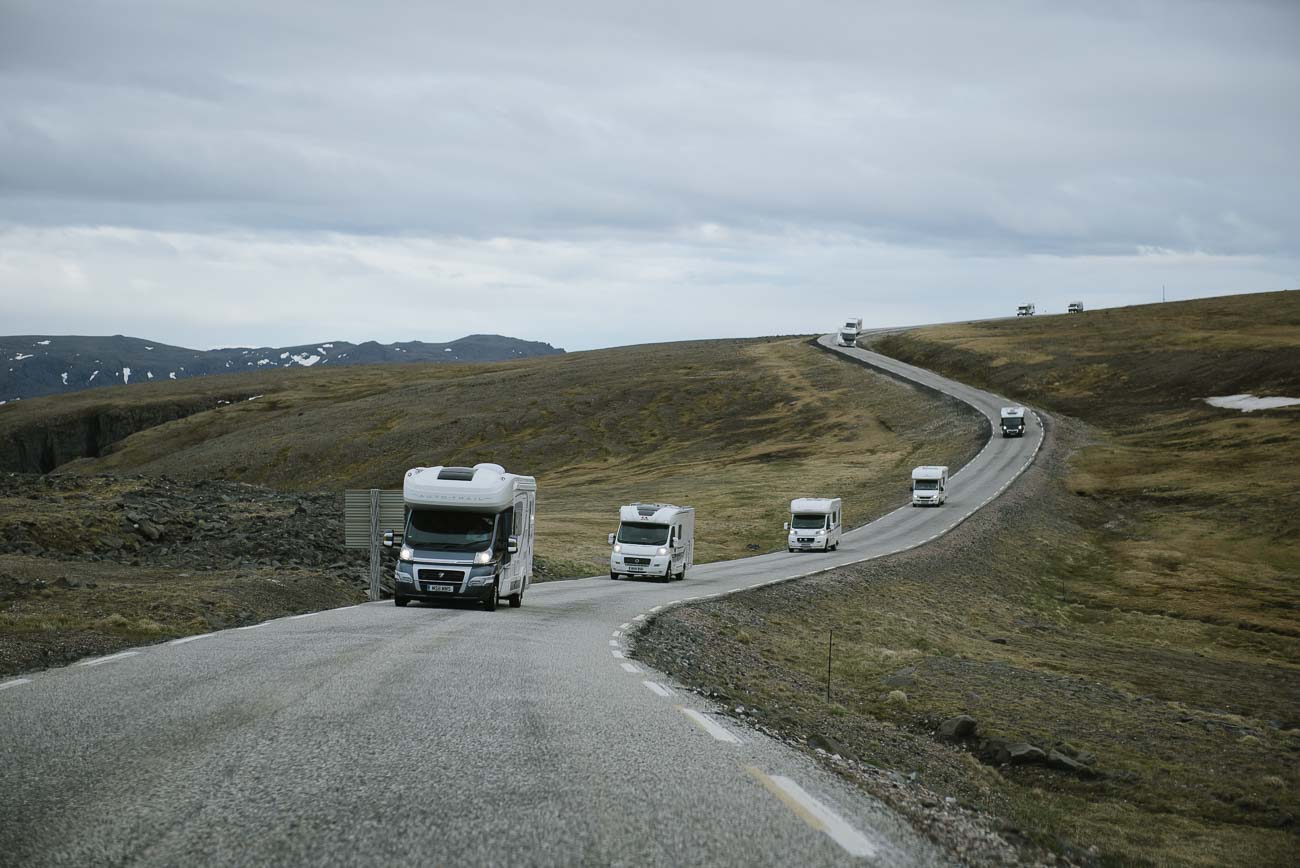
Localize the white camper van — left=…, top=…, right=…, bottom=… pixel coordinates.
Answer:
left=911, top=466, right=949, bottom=507
left=609, top=503, right=694, bottom=582
left=387, top=463, right=536, bottom=610
left=1068, top=301, right=1084, bottom=314
left=784, top=497, right=842, bottom=552
left=837, top=318, right=863, bottom=347
left=1000, top=406, right=1027, bottom=437
left=1016, top=303, right=1036, bottom=317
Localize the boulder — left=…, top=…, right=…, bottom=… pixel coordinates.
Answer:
left=1047, top=750, right=1082, bottom=772
left=883, top=667, right=917, bottom=688
left=937, top=714, right=978, bottom=741
left=1006, top=743, right=1047, bottom=765
left=808, top=733, right=852, bottom=758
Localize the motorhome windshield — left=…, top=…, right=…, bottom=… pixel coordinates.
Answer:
left=1002, top=417, right=1024, bottom=428
left=617, top=522, right=670, bottom=545
left=791, top=514, right=828, bottom=529
left=913, top=479, right=940, bottom=490
left=405, top=509, right=496, bottom=551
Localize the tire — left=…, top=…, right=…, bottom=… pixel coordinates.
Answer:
left=508, top=584, right=523, bottom=608
left=659, top=567, right=671, bottom=583
left=394, top=596, right=409, bottom=607
left=610, top=572, right=619, bottom=580
left=484, top=579, right=499, bottom=611
left=788, top=547, right=795, bottom=553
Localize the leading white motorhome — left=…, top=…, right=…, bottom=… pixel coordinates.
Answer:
left=784, top=497, right=842, bottom=552
left=1000, top=406, right=1027, bottom=437
left=1068, top=301, right=1085, bottom=314
left=911, top=466, right=949, bottom=507
left=609, top=503, right=694, bottom=582
left=387, top=463, right=536, bottom=610
left=1016, top=303, right=1036, bottom=316
left=837, top=318, right=863, bottom=347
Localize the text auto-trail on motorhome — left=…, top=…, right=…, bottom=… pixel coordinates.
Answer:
left=386, top=463, right=535, bottom=610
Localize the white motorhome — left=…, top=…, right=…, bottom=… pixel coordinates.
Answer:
left=609, top=503, right=694, bottom=582
left=1068, top=301, right=1084, bottom=314
left=1000, top=406, right=1027, bottom=438
left=1016, top=304, right=1036, bottom=317
left=837, top=318, right=863, bottom=347
left=387, top=463, right=536, bottom=610
left=911, top=466, right=949, bottom=507
left=784, top=497, right=842, bottom=552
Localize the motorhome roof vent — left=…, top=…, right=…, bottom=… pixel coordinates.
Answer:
left=635, top=503, right=668, bottom=517
left=437, top=466, right=477, bottom=481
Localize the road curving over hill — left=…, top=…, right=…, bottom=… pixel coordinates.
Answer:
left=0, top=335, right=1044, bottom=868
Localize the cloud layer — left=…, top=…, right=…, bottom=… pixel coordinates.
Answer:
left=2, top=0, right=1297, bottom=348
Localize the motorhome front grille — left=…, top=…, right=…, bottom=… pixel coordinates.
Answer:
left=797, top=537, right=814, bottom=543
left=624, top=557, right=651, bottom=565
left=418, top=569, right=464, bottom=583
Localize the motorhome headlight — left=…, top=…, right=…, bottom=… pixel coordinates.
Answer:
left=474, top=550, right=493, bottom=565
left=657, top=547, right=669, bottom=556
left=399, top=544, right=414, bottom=562
left=613, top=544, right=622, bottom=553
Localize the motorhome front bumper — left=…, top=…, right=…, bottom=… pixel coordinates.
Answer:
left=789, top=536, right=829, bottom=550
left=611, top=554, right=671, bottom=576
left=394, top=564, right=497, bottom=602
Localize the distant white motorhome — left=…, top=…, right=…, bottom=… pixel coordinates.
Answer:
left=837, top=318, right=863, bottom=347
left=609, top=503, right=694, bottom=582
left=784, top=497, right=842, bottom=552
left=1016, top=304, right=1036, bottom=317
left=1000, top=406, right=1027, bottom=438
left=1068, top=301, right=1084, bottom=314
left=388, top=463, right=536, bottom=610
left=911, top=466, right=949, bottom=507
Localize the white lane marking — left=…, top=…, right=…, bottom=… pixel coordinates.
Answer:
left=619, top=622, right=631, bottom=630
left=746, top=768, right=879, bottom=859
left=287, top=612, right=318, bottom=620
left=168, top=633, right=213, bottom=646
left=0, top=678, right=32, bottom=691
left=678, top=707, right=742, bottom=743
left=642, top=681, right=674, bottom=698
left=620, top=662, right=642, bottom=673
left=608, top=640, right=620, bottom=647
left=77, top=651, right=140, bottom=667
left=611, top=649, right=626, bottom=659
left=235, top=623, right=265, bottom=631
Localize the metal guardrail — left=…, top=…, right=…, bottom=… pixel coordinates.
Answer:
left=344, top=489, right=405, bottom=601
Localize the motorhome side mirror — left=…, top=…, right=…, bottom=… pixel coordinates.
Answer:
left=783, top=522, right=790, bottom=531
left=383, top=531, right=394, bottom=548
left=607, top=533, right=616, bottom=546
left=507, top=536, right=520, bottom=555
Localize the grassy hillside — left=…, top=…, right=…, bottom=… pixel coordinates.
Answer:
left=634, top=291, right=1299, bottom=866
left=3, top=336, right=986, bottom=573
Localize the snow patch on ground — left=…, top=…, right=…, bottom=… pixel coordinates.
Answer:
left=1205, top=394, right=1300, bottom=412
left=12, top=353, right=33, bottom=361
left=122, top=367, right=132, bottom=384
left=88, top=370, right=99, bottom=383
left=444, top=348, right=452, bottom=352
left=36, top=340, right=50, bottom=346
left=247, top=395, right=264, bottom=401
left=288, top=353, right=321, bottom=367
left=279, top=352, right=290, bottom=359
left=321, top=343, right=334, bottom=348
left=61, top=372, right=68, bottom=385
left=169, top=372, right=176, bottom=380
left=145, top=346, right=154, bottom=350
left=147, top=371, right=154, bottom=379
left=256, top=358, right=273, bottom=366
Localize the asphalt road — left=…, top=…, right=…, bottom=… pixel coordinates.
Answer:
left=0, top=336, right=1044, bottom=867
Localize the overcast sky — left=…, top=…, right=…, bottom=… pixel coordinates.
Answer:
left=2, top=0, right=1297, bottom=350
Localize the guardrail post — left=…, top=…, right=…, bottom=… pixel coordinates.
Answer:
left=368, top=488, right=381, bottom=602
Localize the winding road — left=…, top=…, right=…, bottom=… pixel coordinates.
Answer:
left=1, top=336, right=1044, bottom=867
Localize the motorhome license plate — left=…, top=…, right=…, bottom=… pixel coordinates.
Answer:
left=423, top=584, right=455, bottom=593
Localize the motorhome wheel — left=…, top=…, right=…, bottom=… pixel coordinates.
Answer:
left=610, top=572, right=619, bottom=580
left=484, top=579, right=499, bottom=611
left=394, top=596, right=409, bottom=608
left=508, top=586, right=523, bottom=608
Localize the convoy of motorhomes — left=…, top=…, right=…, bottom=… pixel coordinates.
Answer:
left=609, top=503, right=695, bottom=582
left=784, top=497, right=842, bottom=552
left=1068, top=301, right=1084, bottom=313
left=386, top=463, right=536, bottom=610
left=837, top=318, right=863, bottom=347
left=1016, top=303, right=1036, bottom=316
left=1000, top=406, right=1027, bottom=437
left=911, top=466, right=949, bottom=506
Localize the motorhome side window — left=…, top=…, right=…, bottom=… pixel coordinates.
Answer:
left=406, top=509, right=495, bottom=551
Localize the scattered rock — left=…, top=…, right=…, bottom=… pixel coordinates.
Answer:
left=1046, top=750, right=1082, bottom=773
left=988, top=637, right=1009, bottom=645
left=883, top=667, right=917, bottom=688
left=1006, top=743, right=1047, bottom=765
left=808, top=733, right=852, bottom=759
left=937, top=714, right=978, bottom=741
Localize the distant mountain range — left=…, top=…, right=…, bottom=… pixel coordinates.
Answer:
left=0, top=334, right=564, bottom=402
